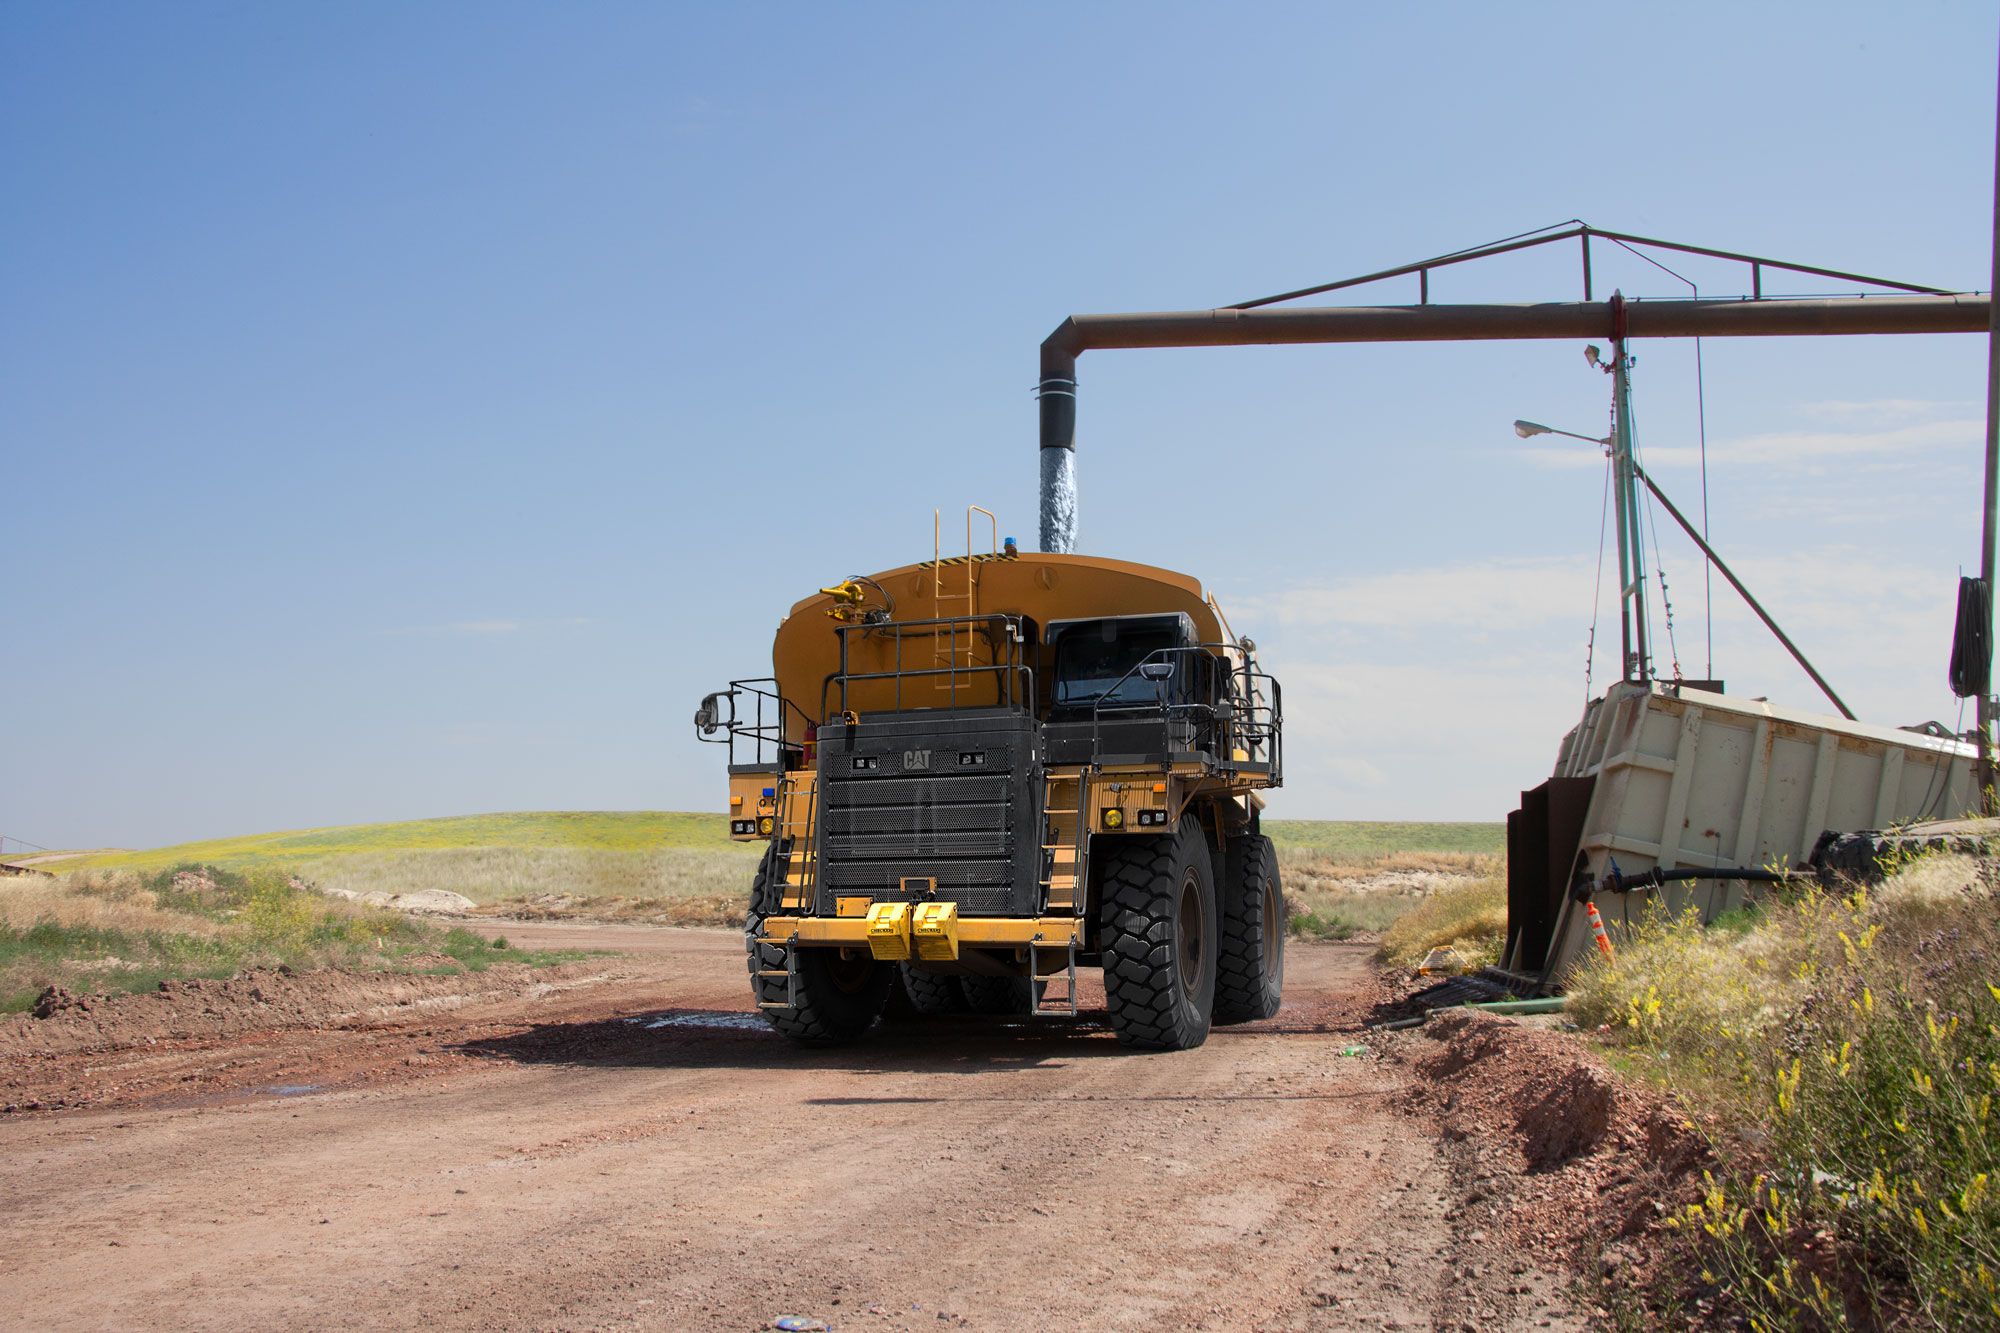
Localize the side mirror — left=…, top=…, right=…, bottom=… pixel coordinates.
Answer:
left=1138, top=662, right=1174, bottom=682
left=694, top=693, right=723, bottom=735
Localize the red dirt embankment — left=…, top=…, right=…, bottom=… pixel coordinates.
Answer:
left=9, top=963, right=608, bottom=1058
left=1387, top=1009, right=1713, bottom=1317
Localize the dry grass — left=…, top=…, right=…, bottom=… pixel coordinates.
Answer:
left=478, top=890, right=750, bottom=928
left=1374, top=875, right=1508, bottom=966
left=35, top=814, right=1511, bottom=937
left=293, top=841, right=1506, bottom=940
left=297, top=846, right=764, bottom=925
left=1278, top=848, right=1502, bottom=943
left=1279, top=849, right=1499, bottom=882
left=299, top=846, right=762, bottom=904
left=0, top=871, right=221, bottom=937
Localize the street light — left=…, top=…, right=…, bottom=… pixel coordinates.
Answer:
left=1513, top=419, right=1609, bottom=446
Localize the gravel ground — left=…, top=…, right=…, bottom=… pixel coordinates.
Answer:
left=0, top=924, right=1603, bottom=1331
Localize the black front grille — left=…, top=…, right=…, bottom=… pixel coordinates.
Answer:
left=813, top=708, right=1041, bottom=917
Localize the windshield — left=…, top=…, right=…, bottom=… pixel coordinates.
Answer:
left=1053, top=625, right=1179, bottom=709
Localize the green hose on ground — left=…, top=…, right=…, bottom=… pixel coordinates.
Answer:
left=1463, top=996, right=1567, bottom=1016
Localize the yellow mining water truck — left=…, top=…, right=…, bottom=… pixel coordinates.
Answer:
left=694, top=517, right=1284, bottom=1050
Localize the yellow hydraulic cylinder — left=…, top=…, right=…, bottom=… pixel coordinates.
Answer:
left=864, top=902, right=913, bottom=961
left=910, top=902, right=960, bottom=961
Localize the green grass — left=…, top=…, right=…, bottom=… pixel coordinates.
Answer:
left=49, top=811, right=742, bottom=874
left=1265, top=819, right=1504, bottom=859
left=0, top=920, right=245, bottom=1007
left=0, top=864, right=586, bottom=1013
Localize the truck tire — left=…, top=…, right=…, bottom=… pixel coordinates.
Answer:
left=745, top=845, right=893, bottom=1044
left=1214, top=833, right=1285, bottom=1024
left=880, top=968, right=921, bottom=1021
left=900, top=965, right=969, bottom=1014
left=959, top=974, right=1037, bottom=1016
left=1097, top=817, right=1218, bottom=1051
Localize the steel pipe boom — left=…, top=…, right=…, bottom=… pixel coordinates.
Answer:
left=1041, top=294, right=1988, bottom=377
left=1036, top=292, right=1990, bottom=551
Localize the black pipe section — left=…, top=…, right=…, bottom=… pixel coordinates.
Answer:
left=1038, top=375, right=1076, bottom=452
left=1575, top=864, right=1804, bottom=901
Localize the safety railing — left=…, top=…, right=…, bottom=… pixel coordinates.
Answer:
left=693, top=678, right=813, bottom=768
left=1086, top=644, right=1283, bottom=781
left=823, top=614, right=1035, bottom=720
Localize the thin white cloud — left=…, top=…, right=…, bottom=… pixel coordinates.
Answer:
left=1641, top=416, right=1979, bottom=468
left=1513, top=399, right=1979, bottom=471
left=1515, top=445, right=1606, bottom=471
left=1243, top=543, right=1964, bottom=820
left=1799, top=398, right=1974, bottom=423
left=1235, top=555, right=1598, bottom=633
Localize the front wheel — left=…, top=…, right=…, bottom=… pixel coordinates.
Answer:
left=1097, top=818, right=1218, bottom=1051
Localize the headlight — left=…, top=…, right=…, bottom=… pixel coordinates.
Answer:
left=758, top=816, right=775, bottom=835
left=1101, top=807, right=1123, bottom=829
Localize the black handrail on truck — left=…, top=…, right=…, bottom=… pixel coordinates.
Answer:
left=1086, top=644, right=1283, bottom=781
left=822, top=614, right=1035, bottom=721
left=693, top=678, right=813, bottom=768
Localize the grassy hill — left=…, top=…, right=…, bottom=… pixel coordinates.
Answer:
left=51, top=811, right=1503, bottom=876
left=26, top=812, right=1504, bottom=935
left=1264, top=819, right=1502, bottom=859
left=48, top=811, right=741, bottom=874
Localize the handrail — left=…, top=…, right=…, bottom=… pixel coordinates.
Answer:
left=822, top=613, right=1034, bottom=721
left=1084, top=643, right=1283, bottom=781
left=694, top=677, right=813, bottom=768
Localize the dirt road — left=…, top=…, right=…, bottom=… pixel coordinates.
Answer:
left=1, top=925, right=1588, bottom=1331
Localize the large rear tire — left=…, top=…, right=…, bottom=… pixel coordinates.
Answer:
left=959, top=974, right=1038, bottom=1015
left=745, top=845, right=893, bottom=1044
left=1097, top=818, right=1218, bottom=1051
left=900, top=965, right=969, bottom=1015
left=1214, top=833, right=1285, bottom=1024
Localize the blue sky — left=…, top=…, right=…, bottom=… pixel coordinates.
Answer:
left=4, top=3, right=1995, bottom=848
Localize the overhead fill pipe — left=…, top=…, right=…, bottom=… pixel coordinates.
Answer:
left=1036, top=293, right=1991, bottom=551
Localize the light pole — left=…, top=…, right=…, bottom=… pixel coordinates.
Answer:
left=1514, top=334, right=1654, bottom=686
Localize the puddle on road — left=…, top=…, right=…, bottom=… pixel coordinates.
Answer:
left=624, top=1011, right=771, bottom=1033
left=264, top=1084, right=325, bottom=1098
